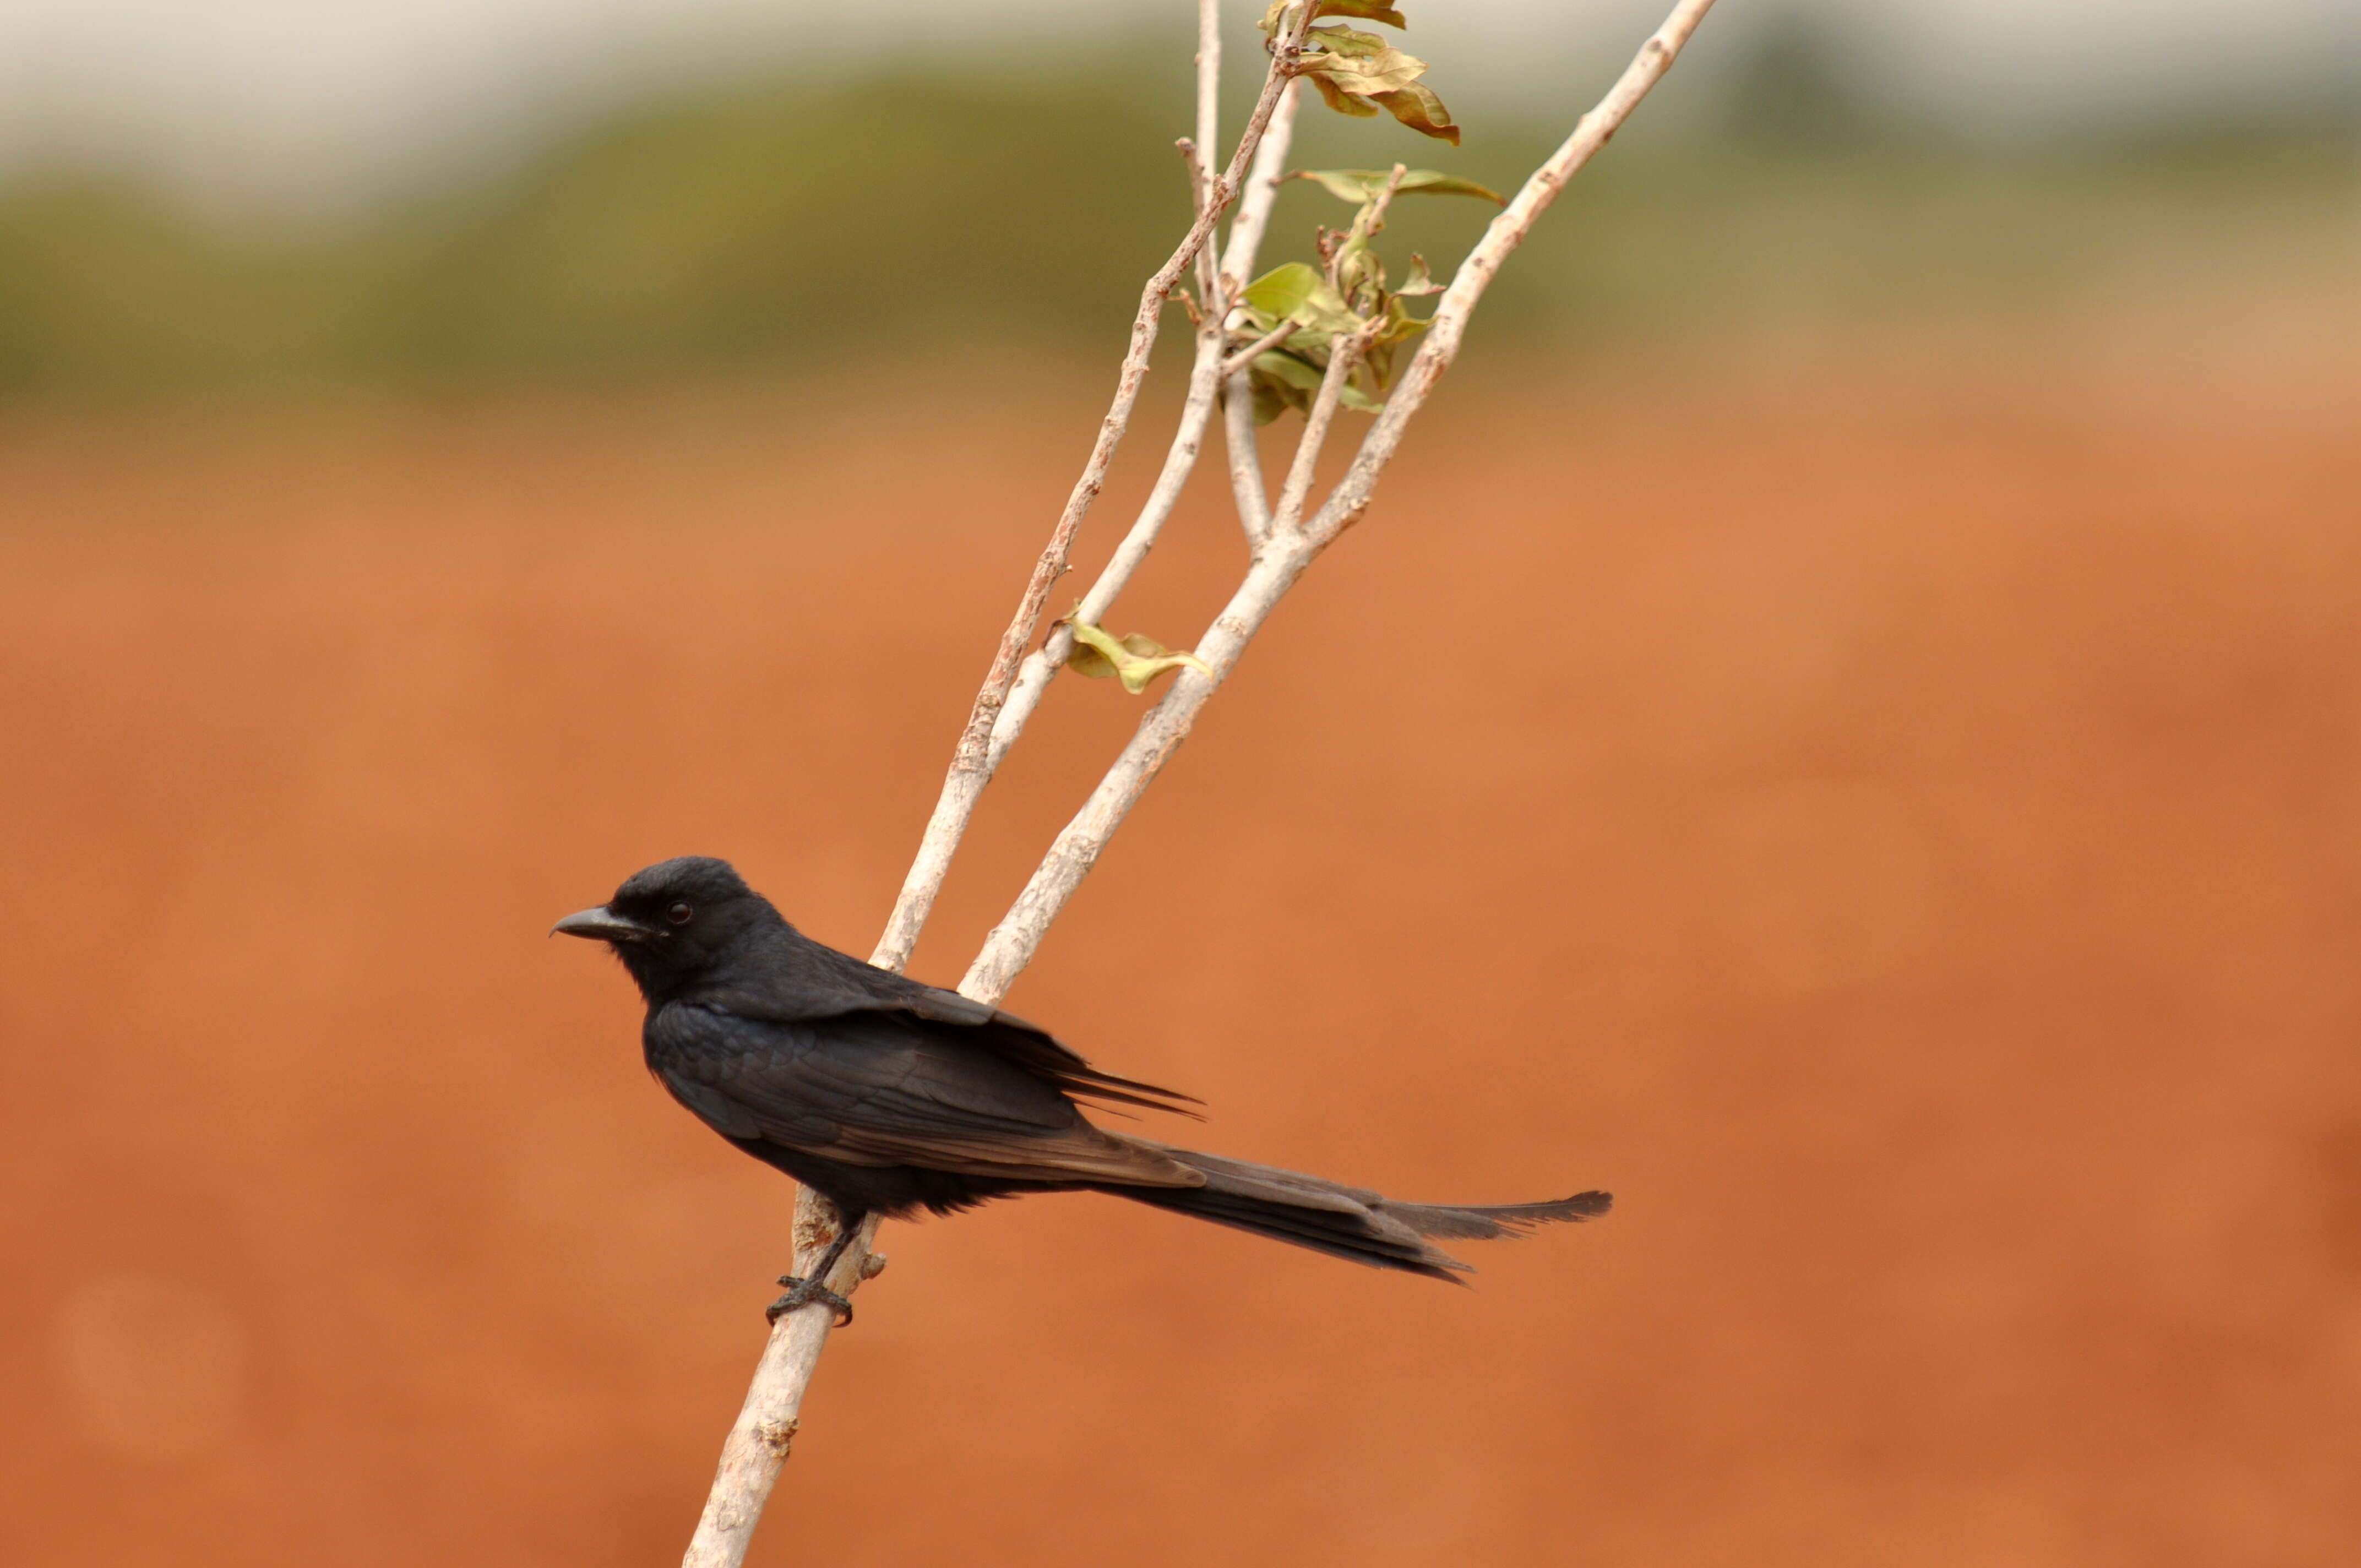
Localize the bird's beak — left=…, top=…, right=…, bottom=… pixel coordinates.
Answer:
left=550, top=905, right=657, bottom=943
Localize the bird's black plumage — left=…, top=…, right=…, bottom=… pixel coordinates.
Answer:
left=554, top=856, right=1609, bottom=1298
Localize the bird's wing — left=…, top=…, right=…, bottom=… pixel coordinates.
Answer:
left=716, top=956, right=1204, bottom=1119
left=883, top=987, right=1204, bottom=1118
left=650, top=1002, right=1201, bottom=1188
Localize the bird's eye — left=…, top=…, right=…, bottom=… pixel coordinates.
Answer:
left=666, top=902, right=694, bottom=925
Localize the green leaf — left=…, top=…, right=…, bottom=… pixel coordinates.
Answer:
left=1065, top=617, right=1214, bottom=695
left=1369, top=83, right=1461, bottom=144
left=1239, top=263, right=1358, bottom=335
left=1248, top=348, right=1386, bottom=421
left=1247, top=349, right=1321, bottom=423
left=1291, top=168, right=1505, bottom=205
left=1254, top=349, right=1328, bottom=392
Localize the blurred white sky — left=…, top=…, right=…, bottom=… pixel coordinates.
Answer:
left=0, top=0, right=2350, bottom=212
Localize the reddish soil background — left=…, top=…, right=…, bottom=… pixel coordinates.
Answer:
left=3, top=352, right=2357, bottom=1565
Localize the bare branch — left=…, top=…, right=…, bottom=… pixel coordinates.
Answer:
left=982, top=316, right=1233, bottom=779
left=962, top=541, right=1312, bottom=1005
left=1217, top=79, right=1302, bottom=300
left=1222, top=371, right=1275, bottom=547
left=1306, top=0, right=1716, bottom=547
left=1220, top=319, right=1297, bottom=380
left=1270, top=329, right=1367, bottom=532
left=963, top=0, right=1717, bottom=999
left=1361, top=162, right=1411, bottom=244
left=1176, top=137, right=1210, bottom=211
left=1219, top=81, right=1301, bottom=546
left=869, top=6, right=1314, bottom=976
left=972, top=75, right=1305, bottom=807
left=681, top=13, right=1316, bottom=1565
left=678, top=1204, right=883, bottom=1568
left=1193, top=0, right=1222, bottom=300
left=681, top=4, right=1717, bottom=1560
left=1195, top=0, right=1221, bottom=208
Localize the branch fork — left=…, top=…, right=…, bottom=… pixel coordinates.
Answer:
left=680, top=3, right=1718, bottom=1562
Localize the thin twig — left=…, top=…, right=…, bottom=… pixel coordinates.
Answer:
left=1306, top=0, right=1716, bottom=547
left=962, top=541, right=1312, bottom=1004
left=969, top=64, right=1304, bottom=781
left=681, top=10, right=1306, bottom=1565
left=1270, top=329, right=1367, bottom=532
left=1195, top=0, right=1221, bottom=211
left=1324, top=164, right=1406, bottom=293
left=676, top=14, right=1316, bottom=1568
left=1193, top=0, right=1222, bottom=301
left=1220, top=319, right=1298, bottom=381
left=1176, top=137, right=1210, bottom=212
left=963, top=0, right=1717, bottom=999
left=980, top=309, right=1235, bottom=775
left=682, top=3, right=1715, bottom=1560
left=868, top=3, right=1314, bottom=977
left=1179, top=140, right=1222, bottom=306
left=1361, top=162, right=1410, bottom=246
left=984, top=308, right=1233, bottom=777
left=1219, top=81, right=1301, bottom=546
left=1217, top=78, right=1301, bottom=307
left=967, top=48, right=1288, bottom=784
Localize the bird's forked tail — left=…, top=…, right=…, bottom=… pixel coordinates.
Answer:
left=1102, top=1140, right=1611, bottom=1282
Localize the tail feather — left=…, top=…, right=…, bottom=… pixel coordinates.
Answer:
left=1105, top=1140, right=1611, bottom=1282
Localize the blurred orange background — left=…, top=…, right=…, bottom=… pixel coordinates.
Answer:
left=6, top=2, right=2361, bottom=1562
left=6, top=326, right=2357, bottom=1563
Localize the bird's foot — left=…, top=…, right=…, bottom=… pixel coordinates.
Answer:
left=766, top=1274, right=853, bottom=1327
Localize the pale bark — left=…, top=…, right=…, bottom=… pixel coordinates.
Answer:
left=1220, top=319, right=1298, bottom=380
left=679, top=3, right=1716, bottom=1563
left=964, top=0, right=1718, bottom=998
left=1305, top=0, right=1718, bottom=547
left=980, top=88, right=1303, bottom=777
left=1219, top=81, right=1301, bottom=544
left=676, top=1205, right=881, bottom=1568
left=1269, top=328, right=1367, bottom=534
left=869, top=4, right=1316, bottom=977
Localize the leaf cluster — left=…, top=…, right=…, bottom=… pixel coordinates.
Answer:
left=1261, top=1, right=1462, bottom=145
left=1231, top=167, right=1500, bottom=423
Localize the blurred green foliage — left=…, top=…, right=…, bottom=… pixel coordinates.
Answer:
left=0, top=41, right=2351, bottom=399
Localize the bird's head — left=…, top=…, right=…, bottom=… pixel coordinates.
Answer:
left=551, top=855, right=775, bottom=998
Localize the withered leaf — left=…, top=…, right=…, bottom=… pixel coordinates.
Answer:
left=1312, top=0, right=1408, bottom=26
left=1308, top=73, right=1381, bottom=118
left=1263, top=0, right=1410, bottom=32
left=1301, top=25, right=1429, bottom=96
left=1369, top=82, right=1461, bottom=144
left=1065, top=617, right=1215, bottom=695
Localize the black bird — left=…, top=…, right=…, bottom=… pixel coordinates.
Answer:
left=554, top=856, right=1609, bottom=1324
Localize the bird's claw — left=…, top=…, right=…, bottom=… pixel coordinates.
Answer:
left=766, top=1274, right=853, bottom=1327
